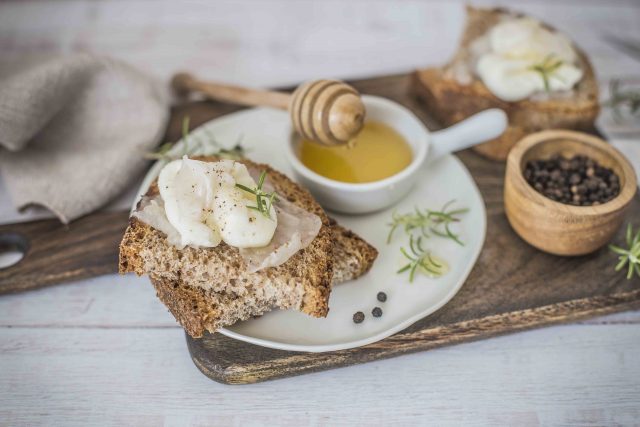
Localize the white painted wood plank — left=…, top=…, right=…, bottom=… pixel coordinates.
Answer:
left=0, top=0, right=638, bottom=88
left=0, top=273, right=638, bottom=328
left=1, top=324, right=639, bottom=426
left=0, top=275, right=179, bottom=327
left=578, top=310, right=640, bottom=324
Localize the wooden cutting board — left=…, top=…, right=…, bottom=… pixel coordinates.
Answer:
left=1, top=73, right=639, bottom=384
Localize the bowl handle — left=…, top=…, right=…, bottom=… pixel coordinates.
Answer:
left=429, top=109, right=507, bottom=161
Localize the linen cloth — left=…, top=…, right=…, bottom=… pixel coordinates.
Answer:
left=0, top=54, right=169, bottom=223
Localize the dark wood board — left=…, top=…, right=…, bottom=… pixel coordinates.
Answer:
left=187, top=147, right=640, bottom=384
left=0, top=73, right=638, bottom=384
left=0, top=211, right=129, bottom=294
left=185, top=74, right=640, bottom=384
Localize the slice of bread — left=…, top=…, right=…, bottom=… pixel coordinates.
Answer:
left=412, top=6, right=599, bottom=160
left=146, top=221, right=376, bottom=337
left=119, top=156, right=378, bottom=337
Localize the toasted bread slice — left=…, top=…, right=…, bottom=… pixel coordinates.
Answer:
left=145, top=221, right=376, bottom=337
left=119, top=156, right=378, bottom=337
left=412, top=6, right=599, bottom=160
left=327, top=217, right=378, bottom=285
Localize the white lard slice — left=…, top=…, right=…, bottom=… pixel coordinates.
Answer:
left=132, top=167, right=322, bottom=272
left=239, top=197, right=322, bottom=273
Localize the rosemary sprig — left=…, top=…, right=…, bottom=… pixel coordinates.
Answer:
left=145, top=116, right=245, bottom=161
left=146, top=142, right=174, bottom=160
left=609, top=224, right=640, bottom=280
left=528, top=54, right=564, bottom=92
left=397, top=235, right=447, bottom=282
left=217, top=142, right=246, bottom=160
left=604, top=79, right=640, bottom=122
left=235, top=170, right=278, bottom=220
left=387, top=200, right=468, bottom=245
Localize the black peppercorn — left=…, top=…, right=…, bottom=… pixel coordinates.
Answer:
left=569, top=173, right=581, bottom=185
left=377, top=292, right=387, bottom=302
left=372, top=307, right=383, bottom=317
left=353, top=311, right=365, bottom=324
left=524, top=155, right=620, bottom=206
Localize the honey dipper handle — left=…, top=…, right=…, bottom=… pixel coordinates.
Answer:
left=171, top=72, right=291, bottom=110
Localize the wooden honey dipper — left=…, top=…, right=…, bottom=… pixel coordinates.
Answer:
left=172, top=73, right=366, bottom=146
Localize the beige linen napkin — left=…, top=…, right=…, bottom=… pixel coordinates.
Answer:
left=0, top=54, right=169, bottom=223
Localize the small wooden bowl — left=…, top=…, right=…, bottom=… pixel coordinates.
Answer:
left=504, top=130, right=637, bottom=256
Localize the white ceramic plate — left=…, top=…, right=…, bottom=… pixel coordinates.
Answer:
left=134, top=107, right=486, bottom=353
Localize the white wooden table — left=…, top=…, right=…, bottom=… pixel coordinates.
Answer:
left=1, top=1, right=640, bottom=425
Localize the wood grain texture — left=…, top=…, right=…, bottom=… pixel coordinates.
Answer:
left=171, top=72, right=291, bottom=110
left=189, top=292, right=640, bottom=385
left=0, top=211, right=129, bottom=295
left=3, top=0, right=639, bottom=87
left=2, top=324, right=639, bottom=425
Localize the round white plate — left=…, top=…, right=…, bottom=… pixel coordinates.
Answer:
left=134, top=107, right=486, bottom=353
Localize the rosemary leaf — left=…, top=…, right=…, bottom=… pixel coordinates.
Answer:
left=397, top=235, right=448, bottom=282
left=391, top=202, right=464, bottom=283
left=609, top=223, right=640, bottom=280
left=146, top=115, right=246, bottom=161
left=235, top=183, right=256, bottom=194
left=235, top=170, right=278, bottom=220
left=397, top=264, right=412, bottom=274
left=615, top=256, right=628, bottom=271
left=528, top=54, right=565, bottom=93
left=387, top=200, right=467, bottom=245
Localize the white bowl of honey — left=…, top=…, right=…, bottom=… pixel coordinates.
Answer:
left=286, top=96, right=507, bottom=214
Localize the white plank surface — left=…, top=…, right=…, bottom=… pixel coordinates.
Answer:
left=1, top=0, right=640, bottom=87
left=1, top=0, right=640, bottom=425
left=1, top=325, right=640, bottom=426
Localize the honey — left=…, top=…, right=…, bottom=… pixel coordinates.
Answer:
left=299, top=121, right=412, bottom=183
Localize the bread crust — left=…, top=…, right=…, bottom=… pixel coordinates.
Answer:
left=328, top=218, right=378, bottom=284
left=119, top=156, right=378, bottom=337
left=138, top=220, right=377, bottom=338
left=411, top=6, right=599, bottom=160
